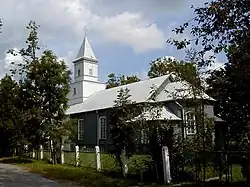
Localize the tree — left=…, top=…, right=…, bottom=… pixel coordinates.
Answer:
left=147, top=55, right=200, bottom=87
left=168, top=0, right=250, bottom=67
left=0, top=75, right=20, bottom=155
left=159, top=50, right=216, bottom=182
left=106, top=73, right=140, bottom=89
left=207, top=40, right=250, bottom=181
left=109, top=88, right=143, bottom=176
left=27, top=50, right=71, bottom=163
left=8, top=21, right=71, bottom=163
left=168, top=3, right=250, bottom=180
left=148, top=57, right=177, bottom=78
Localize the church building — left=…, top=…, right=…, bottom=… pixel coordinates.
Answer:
left=66, top=36, right=222, bottom=151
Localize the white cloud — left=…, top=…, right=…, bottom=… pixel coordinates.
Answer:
left=0, top=0, right=165, bottom=52
left=0, top=48, right=23, bottom=79
left=0, top=0, right=205, bottom=77
left=93, top=12, right=165, bottom=52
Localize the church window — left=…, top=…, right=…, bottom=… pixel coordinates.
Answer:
left=73, top=88, right=76, bottom=95
left=185, top=112, right=196, bottom=135
left=141, top=129, right=149, bottom=144
left=78, top=119, right=84, bottom=140
left=99, top=116, right=107, bottom=139
left=89, top=68, right=93, bottom=76
left=78, top=69, right=81, bottom=77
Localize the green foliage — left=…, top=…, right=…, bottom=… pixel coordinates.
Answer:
left=0, top=75, right=21, bottom=153
left=3, top=21, right=72, bottom=160
left=16, top=159, right=138, bottom=187
left=109, top=88, right=144, bottom=172
left=207, top=39, right=250, bottom=181
left=207, top=40, right=250, bottom=146
left=168, top=0, right=250, bottom=66
left=148, top=57, right=178, bottom=78
left=106, top=73, right=140, bottom=89
left=147, top=53, right=202, bottom=89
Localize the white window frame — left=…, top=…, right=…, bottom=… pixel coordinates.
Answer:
left=141, top=129, right=149, bottom=144
left=99, top=116, right=107, bottom=139
left=77, top=119, right=84, bottom=140
left=185, top=111, right=196, bottom=135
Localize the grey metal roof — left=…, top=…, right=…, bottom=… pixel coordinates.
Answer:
left=157, top=81, right=214, bottom=101
left=66, top=74, right=214, bottom=115
left=76, top=36, right=96, bottom=60
left=67, top=75, right=169, bottom=114
left=134, top=106, right=181, bottom=121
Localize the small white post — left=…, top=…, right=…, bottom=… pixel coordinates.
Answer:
left=95, top=146, right=101, bottom=171
left=61, top=145, right=65, bottom=164
left=40, top=145, right=44, bottom=160
left=50, top=139, right=53, bottom=163
left=75, top=145, right=80, bottom=166
left=121, top=149, right=128, bottom=177
left=32, top=149, right=35, bottom=159
left=162, top=146, right=171, bottom=184
left=14, top=148, right=17, bottom=156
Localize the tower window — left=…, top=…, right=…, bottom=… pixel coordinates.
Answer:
left=73, top=88, right=76, bottom=95
left=78, top=69, right=80, bottom=77
left=89, top=68, right=93, bottom=76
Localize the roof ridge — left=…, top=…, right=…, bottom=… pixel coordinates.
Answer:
left=82, top=74, right=171, bottom=105
left=91, top=74, right=170, bottom=94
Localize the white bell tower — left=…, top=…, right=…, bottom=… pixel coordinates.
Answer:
left=68, top=35, right=106, bottom=106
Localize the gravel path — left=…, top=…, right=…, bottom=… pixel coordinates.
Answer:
left=0, top=163, right=80, bottom=187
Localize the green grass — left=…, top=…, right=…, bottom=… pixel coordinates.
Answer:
left=0, top=156, right=244, bottom=187
left=0, top=157, right=138, bottom=187
left=63, top=151, right=149, bottom=172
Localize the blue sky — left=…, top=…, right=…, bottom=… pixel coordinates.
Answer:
left=0, top=0, right=223, bottom=82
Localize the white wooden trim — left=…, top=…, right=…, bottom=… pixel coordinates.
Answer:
left=185, top=111, right=196, bottom=135
left=77, top=119, right=84, bottom=140
left=99, top=116, right=107, bottom=140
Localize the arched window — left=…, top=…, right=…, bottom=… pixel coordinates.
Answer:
left=78, top=119, right=84, bottom=140
left=141, top=129, right=149, bottom=144
left=185, top=112, right=196, bottom=135
left=99, top=116, right=107, bottom=139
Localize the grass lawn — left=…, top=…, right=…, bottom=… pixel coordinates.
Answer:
left=0, top=157, right=139, bottom=187
left=0, top=157, right=246, bottom=187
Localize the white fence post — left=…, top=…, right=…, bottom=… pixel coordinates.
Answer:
left=49, top=139, right=53, bottom=163
left=121, top=149, right=128, bottom=177
left=40, top=145, right=44, bottom=160
left=61, top=145, right=65, bottom=164
left=95, top=146, right=101, bottom=171
left=75, top=145, right=80, bottom=166
left=32, top=149, right=35, bottom=159
left=14, top=148, right=17, bottom=156
left=162, top=146, right=171, bottom=184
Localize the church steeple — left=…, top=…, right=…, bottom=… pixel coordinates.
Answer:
left=72, top=34, right=99, bottom=83
left=68, top=32, right=106, bottom=106
left=76, top=36, right=97, bottom=61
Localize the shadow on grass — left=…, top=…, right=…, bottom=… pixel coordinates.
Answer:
left=178, top=181, right=247, bottom=187
left=0, top=157, right=33, bottom=164
left=101, top=169, right=160, bottom=186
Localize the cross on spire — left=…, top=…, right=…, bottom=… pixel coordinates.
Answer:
left=84, top=26, right=88, bottom=37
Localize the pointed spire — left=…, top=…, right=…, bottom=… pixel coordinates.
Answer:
left=76, top=34, right=97, bottom=61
